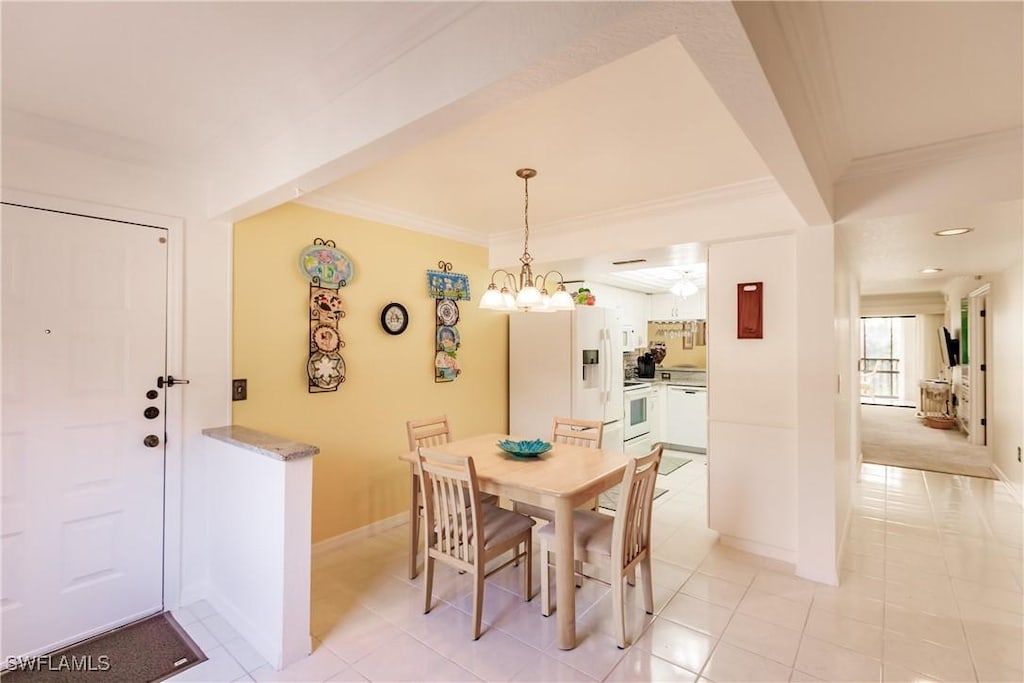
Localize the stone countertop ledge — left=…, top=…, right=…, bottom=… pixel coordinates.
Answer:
left=202, top=425, right=319, bottom=461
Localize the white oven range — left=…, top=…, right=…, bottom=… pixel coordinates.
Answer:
left=623, top=382, right=653, bottom=455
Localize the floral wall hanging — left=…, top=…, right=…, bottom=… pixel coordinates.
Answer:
left=429, top=261, right=465, bottom=382
left=300, top=238, right=352, bottom=393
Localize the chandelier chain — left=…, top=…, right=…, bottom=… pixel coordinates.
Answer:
left=520, top=173, right=532, bottom=266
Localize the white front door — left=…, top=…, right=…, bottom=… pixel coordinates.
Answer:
left=2, top=203, right=167, bottom=659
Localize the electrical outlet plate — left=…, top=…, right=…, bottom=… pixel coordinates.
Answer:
left=232, top=379, right=247, bottom=401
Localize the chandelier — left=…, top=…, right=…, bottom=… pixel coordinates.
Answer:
left=479, top=169, right=575, bottom=312
left=670, top=273, right=698, bottom=298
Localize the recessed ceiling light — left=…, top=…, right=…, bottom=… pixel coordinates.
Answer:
left=934, top=228, right=973, bottom=237
left=920, top=268, right=943, bottom=274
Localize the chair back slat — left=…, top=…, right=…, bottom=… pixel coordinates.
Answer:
left=407, top=416, right=452, bottom=450
left=611, top=445, right=663, bottom=571
left=551, top=417, right=603, bottom=449
left=417, top=447, right=482, bottom=567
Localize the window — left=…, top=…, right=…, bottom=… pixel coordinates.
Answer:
left=859, top=316, right=908, bottom=400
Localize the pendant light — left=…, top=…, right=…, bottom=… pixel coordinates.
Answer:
left=479, top=168, right=575, bottom=312
left=670, top=272, right=698, bottom=298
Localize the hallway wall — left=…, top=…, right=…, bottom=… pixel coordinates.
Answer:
left=990, top=262, right=1023, bottom=498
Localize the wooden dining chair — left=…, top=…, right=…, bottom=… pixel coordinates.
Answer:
left=405, top=416, right=497, bottom=578
left=417, top=447, right=535, bottom=639
left=512, top=416, right=604, bottom=522
left=538, top=444, right=663, bottom=648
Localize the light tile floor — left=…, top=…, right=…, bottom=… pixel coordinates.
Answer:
left=170, top=453, right=1024, bottom=682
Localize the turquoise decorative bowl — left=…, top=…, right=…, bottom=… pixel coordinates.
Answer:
left=497, top=439, right=552, bottom=458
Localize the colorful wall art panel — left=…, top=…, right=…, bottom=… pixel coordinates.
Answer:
left=429, top=261, right=465, bottom=382
left=300, top=239, right=353, bottom=393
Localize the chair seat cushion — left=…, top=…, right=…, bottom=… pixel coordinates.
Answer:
left=480, top=503, right=535, bottom=550
left=537, top=509, right=613, bottom=556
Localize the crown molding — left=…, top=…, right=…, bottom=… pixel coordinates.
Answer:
left=295, top=192, right=488, bottom=246
left=839, top=127, right=1023, bottom=181
left=489, top=177, right=783, bottom=244
left=771, top=3, right=852, bottom=178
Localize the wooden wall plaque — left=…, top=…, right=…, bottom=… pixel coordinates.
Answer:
left=737, top=282, right=763, bottom=339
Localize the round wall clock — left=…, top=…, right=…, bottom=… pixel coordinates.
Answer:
left=380, top=302, right=409, bottom=335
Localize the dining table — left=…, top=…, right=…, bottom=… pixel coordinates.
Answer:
left=400, top=432, right=630, bottom=650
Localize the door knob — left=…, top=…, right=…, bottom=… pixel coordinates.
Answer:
left=143, top=435, right=160, bottom=448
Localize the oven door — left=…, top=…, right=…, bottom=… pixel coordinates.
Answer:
left=623, top=390, right=651, bottom=441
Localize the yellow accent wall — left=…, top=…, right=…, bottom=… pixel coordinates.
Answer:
left=233, top=203, right=508, bottom=543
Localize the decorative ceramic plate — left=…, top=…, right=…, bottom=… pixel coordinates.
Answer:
left=307, top=351, right=346, bottom=389
left=311, top=323, right=341, bottom=353
left=436, top=325, right=460, bottom=352
left=436, top=298, right=459, bottom=326
left=299, top=244, right=354, bottom=287
left=310, top=288, right=345, bottom=320
left=497, top=439, right=552, bottom=458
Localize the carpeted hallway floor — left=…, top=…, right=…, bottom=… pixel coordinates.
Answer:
left=860, top=404, right=996, bottom=479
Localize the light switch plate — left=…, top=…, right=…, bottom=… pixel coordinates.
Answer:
left=232, top=379, right=247, bottom=401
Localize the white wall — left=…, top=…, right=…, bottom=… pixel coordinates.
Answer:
left=2, top=136, right=233, bottom=605
left=834, top=236, right=859, bottom=574
left=796, top=226, right=840, bottom=584
left=707, top=234, right=798, bottom=562
left=990, top=263, right=1023, bottom=498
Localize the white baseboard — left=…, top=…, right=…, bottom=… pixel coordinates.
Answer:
left=311, top=512, right=407, bottom=557
left=718, top=533, right=795, bottom=565
left=992, top=462, right=1023, bottom=505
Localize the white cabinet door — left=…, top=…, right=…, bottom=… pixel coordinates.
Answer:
left=649, top=293, right=677, bottom=320
left=651, top=385, right=667, bottom=443
left=675, top=290, right=707, bottom=319
left=667, top=387, right=707, bottom=451
left=648, top=387, right=661, bottom=443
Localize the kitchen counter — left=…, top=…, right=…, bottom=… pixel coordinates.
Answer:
left=628, top=368, right=706, bottom=388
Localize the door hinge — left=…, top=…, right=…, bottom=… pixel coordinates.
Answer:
left=981, top=418, right=987, bottom=427
left=980, top=310, right=986, bottom=317
left=980, top=364, right=986, bottom=372
left=157, top=375, right=190, bottom=388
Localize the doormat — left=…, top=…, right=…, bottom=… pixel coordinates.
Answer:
left=658, top=455, right=692, bottom=476
left=2, top=612, right=206, bottom=682
left=598, top=485, right=668, bottom=512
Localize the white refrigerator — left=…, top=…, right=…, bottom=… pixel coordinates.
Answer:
left=509, top=306, right=624, bottom=452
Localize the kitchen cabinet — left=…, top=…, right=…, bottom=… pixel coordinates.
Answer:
left=649, top=289, right=706, bottom=321
left=666, top=385, right=707, bottom=452
left=650, top=384, right=666, bottom=444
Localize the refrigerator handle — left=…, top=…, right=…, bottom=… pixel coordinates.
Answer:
left=598, top=327, right=606, bottom=403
